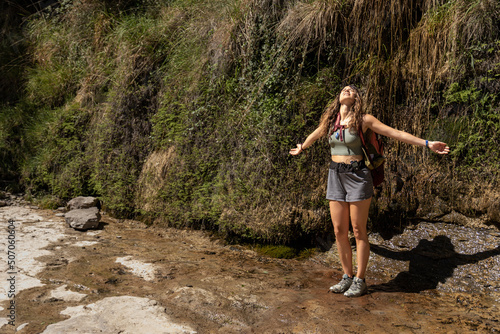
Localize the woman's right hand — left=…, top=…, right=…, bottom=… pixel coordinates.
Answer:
left=289, top=144, right=304, bottom=155
left=289, top=127, right=322, bottom=156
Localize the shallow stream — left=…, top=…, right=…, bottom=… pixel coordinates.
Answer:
left=1, top=205, right=499, bottom=333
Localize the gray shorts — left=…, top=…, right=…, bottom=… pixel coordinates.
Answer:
left=326, top=161, right=374, bottom=202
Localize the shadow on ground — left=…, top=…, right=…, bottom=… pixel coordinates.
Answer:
left=370, top=235, right=500, bottom=293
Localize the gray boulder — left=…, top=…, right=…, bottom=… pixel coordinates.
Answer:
left=65, top=207, right=101, bottom=230
left=67, top=196, right=100, bottom=211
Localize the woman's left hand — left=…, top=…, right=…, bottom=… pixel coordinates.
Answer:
left=429, top=141, right=450, bottom=154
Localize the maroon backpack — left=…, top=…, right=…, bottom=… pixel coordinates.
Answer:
left=358, top=127, right=385, bottom=187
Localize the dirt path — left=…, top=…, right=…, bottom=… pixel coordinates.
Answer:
left=1, top=205, right=499, bottom=333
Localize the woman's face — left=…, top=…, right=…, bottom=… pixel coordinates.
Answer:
left=339, top=86, right=357, bottom=106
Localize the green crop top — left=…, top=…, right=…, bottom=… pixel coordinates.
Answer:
left=328, top=128, right=364, bottom=156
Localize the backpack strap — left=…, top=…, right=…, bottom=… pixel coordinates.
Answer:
left=358, top=126, right=366, bottom=146
left=358, top=126, right=374, bottom=166
left=331, top=113, right=345, bottom=141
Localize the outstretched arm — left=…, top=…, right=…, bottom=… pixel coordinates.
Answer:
left=456, top=244, right=500, bottom=265
left=363, top=114, right=450, bottom=154
left=289, top=126, right=323, bottom=155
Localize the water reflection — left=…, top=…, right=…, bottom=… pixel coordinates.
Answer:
left=370, top=235, right=500, bottom=293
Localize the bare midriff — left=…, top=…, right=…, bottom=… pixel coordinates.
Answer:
left=331, top=155, right=364, bottom=164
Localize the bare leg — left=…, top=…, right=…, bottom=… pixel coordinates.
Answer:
left=349, top=197, right=372, bottom=279
left=330, top=200, right=352, bottom=277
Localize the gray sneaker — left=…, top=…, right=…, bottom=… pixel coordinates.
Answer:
left=329, top=274, right=353, bottom=293
left=344, top=277, right=367, bottom=297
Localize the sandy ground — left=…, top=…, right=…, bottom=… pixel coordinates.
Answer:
left=0, top=204, right=499, bottom=333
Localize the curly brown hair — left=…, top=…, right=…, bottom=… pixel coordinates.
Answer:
left=318, top=85, right=364, bottom=137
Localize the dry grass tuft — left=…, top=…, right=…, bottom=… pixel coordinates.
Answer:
left=135, top=147, right=177, bottom=212
left=277, top=0, right=346, bottom=59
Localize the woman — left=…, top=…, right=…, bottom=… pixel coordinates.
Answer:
left=289, top=85, right=449, bottom=297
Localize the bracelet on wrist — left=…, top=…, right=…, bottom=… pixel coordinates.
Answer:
left=425, top=140, right=429, bottom=148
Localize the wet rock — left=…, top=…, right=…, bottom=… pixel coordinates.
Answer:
left=441, top=211, right=469, bottom=225
left=41, top=296, right=197, bottom=334
left=67, top=196, right=100, bottom=210
left=418, top=196, right=450, bottom=220
left=16, top=323, right=29, bottom=332
left=65, top=207, right=101, bottom=230
left=47, top=285, right=87, bottom=303
left=115, top=256, right=156, bottom=281
left=441, top=211, right=490, bottom=229
left=487, top=199, right=500, bottom=225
